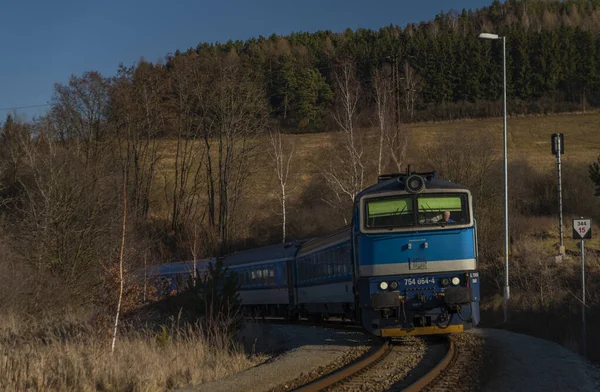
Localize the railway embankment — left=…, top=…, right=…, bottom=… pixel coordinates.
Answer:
left=177, top=324, right=372, bottom=392
left=177, top=323, right=600, bottom=392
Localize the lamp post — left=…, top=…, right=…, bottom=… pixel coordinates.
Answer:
left=479, top=32, right=510, bottom=323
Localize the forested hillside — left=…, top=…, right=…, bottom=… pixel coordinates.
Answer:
left=166, top=0, right=600, bottom=130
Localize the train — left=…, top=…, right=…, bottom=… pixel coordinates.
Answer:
left=144, top=169, right=481, bottom=337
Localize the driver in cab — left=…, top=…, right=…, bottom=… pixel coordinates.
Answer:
left=442, top=211, right=454, bottom=223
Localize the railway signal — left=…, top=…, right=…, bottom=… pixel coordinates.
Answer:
left=553, top=133, right=565, bottom=256
left=572, top=217, right=591, bottom=359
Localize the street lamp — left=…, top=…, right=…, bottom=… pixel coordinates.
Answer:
left=478, top=32, right=510, bottom=323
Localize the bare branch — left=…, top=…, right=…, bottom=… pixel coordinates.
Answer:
left=320, top=62, right=365, bottom=223
left=268, top=128, right=295, bottom=242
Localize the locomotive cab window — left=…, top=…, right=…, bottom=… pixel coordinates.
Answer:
left=365, top=195, right=414, bottom=228
left=417, top=194, right=469, bottom=225
left=362, top=192, right=471, bottom=231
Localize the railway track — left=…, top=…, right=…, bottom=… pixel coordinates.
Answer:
left=290, top=336, right=458, bottom=392
left=255, top=316, right=484, bottom=391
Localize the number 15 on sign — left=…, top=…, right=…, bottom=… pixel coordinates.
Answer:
left=573, top=218, right=592, bottom=240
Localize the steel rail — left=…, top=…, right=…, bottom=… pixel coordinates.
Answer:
left=290, top=337, right=455, bottom=392
left=401, top=340, right=456, bottom=392
left=293, top=341, right=392, bottom=392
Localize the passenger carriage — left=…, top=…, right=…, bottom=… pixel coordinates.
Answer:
left=223, top=240, right=305, bottom=317
left=143, top=258, right=213, bottom=296
left=292, top=226, right=354, bottom=320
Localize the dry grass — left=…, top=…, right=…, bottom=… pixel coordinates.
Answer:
left=409, top=111, right=600, bottom=170
left=480, top=214, right=600, bottom=363
left=148, top=111, right=600, bottom=229
left=0, top=313, right=266, bottom=392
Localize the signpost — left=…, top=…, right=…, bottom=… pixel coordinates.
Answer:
left=572, top=217, right=591, bottom=358
left=553, top=133, right=565, bottom=255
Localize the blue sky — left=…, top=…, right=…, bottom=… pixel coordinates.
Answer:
left=1, top=0, right=493, bottom=121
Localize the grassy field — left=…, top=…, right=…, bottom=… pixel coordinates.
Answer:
left=253, top=111, right=600, bottom=200
left=410, top=111, right=600, bottom=169
left=149, top=111, right=600, bottom=247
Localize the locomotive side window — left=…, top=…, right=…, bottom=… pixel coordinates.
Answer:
left=417, top=194, right=469, bottom=225
left=365, top=195, right=414, bottom=228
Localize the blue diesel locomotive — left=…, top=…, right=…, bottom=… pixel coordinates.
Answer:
left=146, top=169, right=480, bottom=337
left=352, top=170, right=480, bottom=336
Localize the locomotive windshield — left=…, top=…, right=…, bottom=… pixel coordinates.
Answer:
left=417, top=194, right=469, bottom=225
left=365, top=195, right=413, bottom=228
left=364, top=192, right=470, bottom=229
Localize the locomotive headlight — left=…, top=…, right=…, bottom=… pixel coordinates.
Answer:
left=440, top=278, right=450, bottom=287
left=451, top=277, right=460, bottom=286
left=379, top=281, right=389, bottom=290
left=389, top=281, right=398, bottom=290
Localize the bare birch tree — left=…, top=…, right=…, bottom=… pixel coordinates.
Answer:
left=401, top=60, right=423, bottom=121
left=321, top=62, right=364, bottom=224
left=111, top=165, right=127, bottom=354
left=190, top=223, right=199, bottom=287
left=268, top=129, right=294, bottom=242
left=372, top=65, right=393, bottom=175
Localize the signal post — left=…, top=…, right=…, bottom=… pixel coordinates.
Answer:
left=552, top=133, right=565, bottom=256
left=572, top=217, right=591, bottom=359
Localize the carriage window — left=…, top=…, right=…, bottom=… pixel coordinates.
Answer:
left=417, top=194, right=469, bottom=225
left=268, top=267, right=274, bottom=284
left=365, top=195, right=414, bottom=228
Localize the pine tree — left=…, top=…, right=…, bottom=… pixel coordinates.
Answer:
left=197, top=258, right=243, bottom=336
left=293, top=68, right=333, bottom=129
